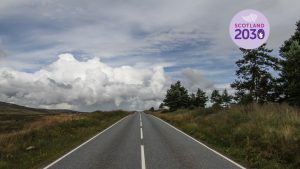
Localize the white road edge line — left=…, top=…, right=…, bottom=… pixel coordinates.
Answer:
left=151, top=115, right=246, bottom=169
left=140, top=127, right=144, bottom=140
left=43, top=115, right=129, bottom=169
left=141, top=145, right=146, bottom=169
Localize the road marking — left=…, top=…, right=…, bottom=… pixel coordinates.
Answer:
left=140, top=112, right=143, bottom=126
left=140, top=127, right=144, bottom=140
left=140, top=112, right=146, bottom=169
left=151, top=115, right=246, bottom=169
left=43, top=116, right=129, bottom=169
left=139, top=113, right=142, bottom=122
left=141, top=145, right=146, bottom=169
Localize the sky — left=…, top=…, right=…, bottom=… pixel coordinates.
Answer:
left=0, top=0, right=299, bottom=111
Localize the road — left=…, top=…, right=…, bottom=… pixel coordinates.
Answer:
left=44, top=112, right=245, bottom=169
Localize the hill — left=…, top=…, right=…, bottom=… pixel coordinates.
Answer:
left=0, top=101, right=77, bottom=114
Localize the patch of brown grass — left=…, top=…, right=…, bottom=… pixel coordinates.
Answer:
left=153, top=111, right=194, bottom=122
left=25, top=114, right=84, bottom=130
left=0, top=114, right=84, bottom=143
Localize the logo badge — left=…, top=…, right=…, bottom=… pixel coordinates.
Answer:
left=229, top=9, right=270, bottom=49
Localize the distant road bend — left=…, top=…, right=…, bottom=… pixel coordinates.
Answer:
left=44, top=112, right=246, bottom=169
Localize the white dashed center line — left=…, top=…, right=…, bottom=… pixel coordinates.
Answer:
left=141, top=145, right=146, bottom=169
left=140, top=127, right=143, bottom=140
left=139, top=112, right=146, bottom=169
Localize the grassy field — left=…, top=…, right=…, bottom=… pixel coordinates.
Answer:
left=152, top=103, right=300, bottom=169
left=0, top=102, right=129, bottom=169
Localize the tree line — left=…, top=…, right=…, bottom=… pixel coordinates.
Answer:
left=159, top=81, right=233, bottom=111
left=161, top=20, right=300, bottom=111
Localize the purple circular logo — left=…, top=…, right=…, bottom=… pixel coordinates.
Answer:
left=229, top=9, right=270, bottom=49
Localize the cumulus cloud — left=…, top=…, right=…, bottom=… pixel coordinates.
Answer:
left=1, top=0, right=298, bottom=108
left=0, top=53, right=171, bottom=111
left=181, top=68, right=213, bottom=92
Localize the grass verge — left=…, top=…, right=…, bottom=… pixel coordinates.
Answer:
left=152, top=103, right=300, bottom=169
left=0, top=111, right=129, bottom=169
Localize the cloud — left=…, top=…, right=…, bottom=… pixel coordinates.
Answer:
left=0, top=49, right=5, bottom=58
left=48, top=78, right=73, bottom=89
left=181, top=68, right=214, bottom=92
left=2, top=0, right=298, bottom=70
left=0, top=0, right=299, bottom=109
left=0, top=38, right=7, bottom=58
left=0, top=53, right=171, bottom=111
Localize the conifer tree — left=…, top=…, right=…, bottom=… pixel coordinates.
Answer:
left=279, top=20, right=300, bottom=107
left=195, top=88, right=208, bottom=108
left=221, top=89, right=232, bottom=107
left=163, top=81, right=190, bottom=111
left=189, top=93, right=197, bottom=107
left=231, top=44, right=279, bottom=104
left=211, top=89, right=222, bottom=106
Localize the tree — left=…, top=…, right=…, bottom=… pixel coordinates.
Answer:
left=221, top=89, right=232, bottom=107
left=233, top=90, right=253, bottom=105
left=149, top=107, right=155, bottom=111
left=163, top=81, right=190, bottom=111
left=159, top=103, right=164, bottom=109
left=279, top=20, right=300, bottom=107
left=189, top=93, right=197, bottom=107
left=280, top=21, right=300, bottom=53
left=231, top=44, right=279, bottom=104
left=211, top=89, right=222, bottom=106
left=195, top=89, right=208, bottom=107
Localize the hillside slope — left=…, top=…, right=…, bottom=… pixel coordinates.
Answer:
left=0, top=101, right=76, bottom=114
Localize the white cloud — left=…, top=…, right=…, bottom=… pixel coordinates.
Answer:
left=181, top=68, right=214, bottom=92
left=213, top=83, right=236, bottom=95
left=0, top=0, right=299, bottom=110
left=0, top=53, right=171, bottom=111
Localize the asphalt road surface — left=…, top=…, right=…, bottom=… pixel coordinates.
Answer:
left=44, top=112, right=245, bottom=169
